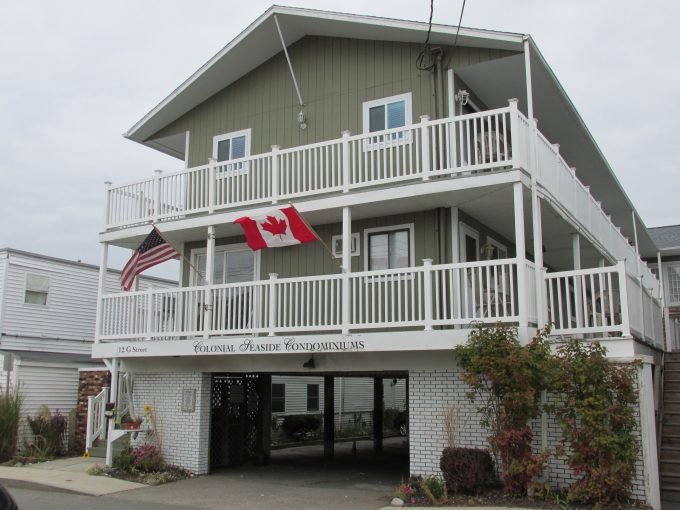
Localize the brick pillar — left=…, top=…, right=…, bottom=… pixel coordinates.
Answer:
left=75, top=370, right=110, bottom=453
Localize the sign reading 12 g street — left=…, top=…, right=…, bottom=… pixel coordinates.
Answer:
left=108, top=335, right=366, bottom=358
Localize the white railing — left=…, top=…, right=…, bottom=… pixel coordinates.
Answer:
left=545, top=263, right=627, bottom=336
left=104, top=105, right=516, bottom=229
left=85, top=386, right=108, bottom=452
left=529, top=127, right=659, bottom=297
left=99, top=260, right=521, bottom=341
left=545, top=261, right=664, bottom=347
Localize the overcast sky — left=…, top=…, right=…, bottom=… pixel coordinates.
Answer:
left=1, top=0, right=678, bottom=278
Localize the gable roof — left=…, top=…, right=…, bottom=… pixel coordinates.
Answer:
left=124, top=5, right=524, bottom=147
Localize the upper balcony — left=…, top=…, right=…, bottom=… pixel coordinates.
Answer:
left=103, top=101, right=658, bottom=294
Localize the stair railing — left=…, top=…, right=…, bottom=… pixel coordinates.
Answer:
left=85, top=386, right=109, bottom=452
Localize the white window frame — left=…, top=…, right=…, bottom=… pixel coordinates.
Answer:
left=212, top=128, right=251, bottom=176
left=190, top=243, right=259, bottom=286
left=485, top=236, right=509, bottom=260
left=458, top=222, right=480, bottom=263
left=332, top=233, right=360, bottom=258
left=364, top=223, right=416, bottom=272
left=665, top=262, right=680, bottom=305
left=362, top=92, right=413, bottom=151
left=23, top=273, right=49, bottom=307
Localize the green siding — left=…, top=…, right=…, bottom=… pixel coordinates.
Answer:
left=150, top=36, right=516, bottom=167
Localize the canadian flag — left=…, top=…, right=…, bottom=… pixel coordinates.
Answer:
left=234, top=206, right=318, bottom=251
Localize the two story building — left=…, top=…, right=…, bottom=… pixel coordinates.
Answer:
left=91, top=7, right=664, bottom=507
left=0, top=248, right=172, bottom=451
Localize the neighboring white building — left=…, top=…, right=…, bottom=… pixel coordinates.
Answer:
left=648, top=225, right=680, bottom=350
left=0, top=248, right=173, bottom=450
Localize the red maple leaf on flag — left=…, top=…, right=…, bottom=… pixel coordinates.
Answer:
left=261, top=216, right=288, bottom=237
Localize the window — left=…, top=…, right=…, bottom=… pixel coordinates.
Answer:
left=272, top=383, right=285, bottom=413
left=332, top=233, right=360, bottom=258
left=459, top=223, right=480, bottom=263
left=24, top=274, right=49, bottom=305
left=212, top=129, right=251, bottom=174
left=484, top=237, right=508, bottom=260
left=192, top=245, right=256, bottom=286
left=362, top=93, right=412, bottom=148
left=668, top=264, right=680, bottom=304
left=364, top=224, right=415, bottom=271
left=306, top=384, right=319, bottom=412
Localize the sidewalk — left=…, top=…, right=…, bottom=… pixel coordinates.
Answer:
left=0, top=456, right=145, bottom=496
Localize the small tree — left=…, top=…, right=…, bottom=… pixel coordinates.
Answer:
left=454, top=325, right=555, bottom=495
left=553, top=339, right=639, bottom=508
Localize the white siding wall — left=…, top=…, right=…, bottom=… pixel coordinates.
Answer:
left=0, top=251, right=173, bottom=354
left=271, top=375, right=407, bottom=425
left=15, top=361, right=81, bottom=451
left=0, top=253, right=7, bottom=336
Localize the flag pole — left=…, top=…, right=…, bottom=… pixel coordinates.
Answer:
left=152, top=225, right=206, bottom=281
left=287, top=202, right=343, bottom=270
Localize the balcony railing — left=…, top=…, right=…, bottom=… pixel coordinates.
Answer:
left=99, top=259, right=524, bottom=341
left=546, top=261, right=664, bottom=349
left=97, top=259, right=662, bottom=347
left=104, top=102, right=658, bottom=300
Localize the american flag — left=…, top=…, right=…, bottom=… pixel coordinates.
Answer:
left=120, top=228, right=179, bottom=291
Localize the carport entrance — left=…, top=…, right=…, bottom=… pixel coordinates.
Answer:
left=209, top=372, right=408, bottom=473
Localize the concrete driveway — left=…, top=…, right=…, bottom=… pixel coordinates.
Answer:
left=109, top=437, right=409, bottom=510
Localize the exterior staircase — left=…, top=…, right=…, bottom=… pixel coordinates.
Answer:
left=660, top=352, right=680, bottom=503
left=88, top=437, right=127, bottom=459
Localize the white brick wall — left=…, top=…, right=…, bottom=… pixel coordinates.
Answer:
left=409, top=367, right=648, bottom=502
left=131, top=372, right=211, bottom=474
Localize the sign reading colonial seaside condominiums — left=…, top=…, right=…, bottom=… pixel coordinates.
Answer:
left=92, top=330, right=463, bottom=358
left=98, top=334, right=367, bottom=358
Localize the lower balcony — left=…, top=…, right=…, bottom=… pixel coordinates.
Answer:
left=95, top=260, right=663, bottom=352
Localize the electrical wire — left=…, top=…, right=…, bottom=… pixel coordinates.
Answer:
left=416, top=0, right=436, bottom=71
left=453, top=0, right=467, bottom=50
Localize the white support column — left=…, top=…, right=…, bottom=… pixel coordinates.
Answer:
left=102, top=181, right=112, bottom=230
left=105, top=358, right=119, bottom=467
left=94, top=242, right=109, bottom=343
left=531, top=189, right=544, bottom=326
left=420, top=115, right=431, bottom=180
left=268, top=273, right=278, bottom=336
left=208, top=158, right=216, bottom=214
left=271, top=145, right=280, bottom=204
left=572, top=233, right=583, bottom=329
left=342, top=206, right=352, bottom=334
left=618, top=260, right=632, bottom=337
left=514, top=182, right=529, bottom=334
left=423, top=259, right=433, bottom=330
left=184, top=131, right=191, bottom=169
left=631, top=211, right=646, bottom=340
left=447, top=69, right=457, bottom=169
left=450, top=207, right=459, bottom=263
left=341, top=131, right=351, bottom=193
left=523, top=36, right=534, bottom=121
left=204, top=226, right=215, bottom=338
left=153, top=169, right=162, bottom=221
left=638, top=357, right=661, bottom=510
left=658, top=252, right=671, bottom=351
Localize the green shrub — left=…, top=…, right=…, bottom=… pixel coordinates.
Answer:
left=439, top=447, right=496, bottom=494
left=553, top=339, right=639, bottom=508
left=454, top=325, right=555, bottom=494
left=280, top=414, right=321, bottom=440
left=113, top=448, right=135, bottom=471
left=0, top=389, right=22, bottom=462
